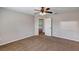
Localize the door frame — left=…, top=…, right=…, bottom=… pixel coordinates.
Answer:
left=34, top=16, right=52, bottom=36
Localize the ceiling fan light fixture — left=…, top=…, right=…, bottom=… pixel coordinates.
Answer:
left=39, top=12, right=46, bottom=16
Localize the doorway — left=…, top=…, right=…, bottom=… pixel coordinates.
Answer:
left=39, top=19, right=45, bottom=35
left=38, top=18, right=52, bottom=36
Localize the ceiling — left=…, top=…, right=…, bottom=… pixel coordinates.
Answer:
left=4, top=7, right=79, bottom=15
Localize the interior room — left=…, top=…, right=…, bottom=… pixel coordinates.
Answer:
left=0, top=7, right=79, bottom=51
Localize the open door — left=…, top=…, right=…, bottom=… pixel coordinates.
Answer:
left=44, top=18, right=52, bottom=36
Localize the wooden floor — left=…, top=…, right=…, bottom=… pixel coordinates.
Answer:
left=0, top=35, right=79, bottom=51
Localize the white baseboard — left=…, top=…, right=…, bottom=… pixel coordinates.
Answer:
left=1, top=35, right=79, bottom=46
left=53, top=35, right=79, bottom=42
left=0, top=35, right=34, bottom=46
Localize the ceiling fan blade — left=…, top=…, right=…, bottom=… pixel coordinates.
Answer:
left=46, top=11, right=53, bottom=14
left=46, top=8, right=50, bottom=10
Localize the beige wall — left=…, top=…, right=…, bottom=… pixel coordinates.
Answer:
left=0, top=8, right=34, bottom=45
left=52, top=11, right=79, bottom=41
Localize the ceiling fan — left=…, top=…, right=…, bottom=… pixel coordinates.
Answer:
left=34, top=7, right=53, bottom=15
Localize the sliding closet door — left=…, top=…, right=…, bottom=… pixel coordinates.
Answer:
left=44, top=18, right=52, bottom=36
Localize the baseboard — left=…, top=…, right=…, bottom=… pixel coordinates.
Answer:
left=53, top=35, right=79, bottom=42
left=0, top=35, right=34, bottom=46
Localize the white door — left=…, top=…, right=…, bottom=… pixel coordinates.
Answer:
left=44, top=18, right=52, bottom=36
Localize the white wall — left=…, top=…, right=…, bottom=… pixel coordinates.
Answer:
left=0, top=8, right=34, bottom=45
left=52, top=11, right=79, bottom=41
left=44, top=18, right=52, bottom=36
left=34, top=16, right=39, bottom=35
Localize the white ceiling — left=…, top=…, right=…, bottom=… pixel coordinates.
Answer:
left=4, top=7, right=79, bottom=15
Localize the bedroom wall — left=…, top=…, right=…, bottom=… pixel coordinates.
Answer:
left=0, top=8, right=34, bottom=45
left=52, top=11, right=79, bottom=41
